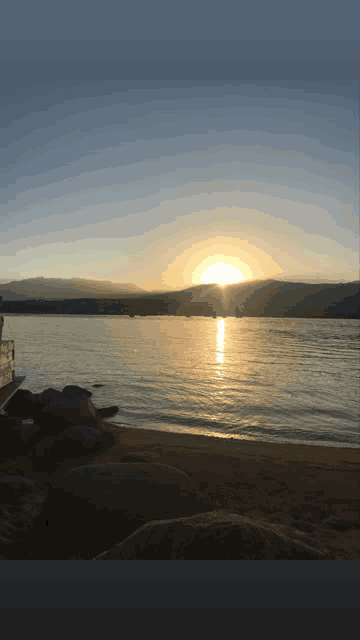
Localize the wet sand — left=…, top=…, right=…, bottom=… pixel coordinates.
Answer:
left=98, top=421, right=360, bottom=559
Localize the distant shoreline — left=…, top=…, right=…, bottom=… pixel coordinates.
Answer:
left=1, top=312, right=359, bottom=319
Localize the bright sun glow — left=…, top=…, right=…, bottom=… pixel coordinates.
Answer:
left=199, top=262, right=245, bottom=285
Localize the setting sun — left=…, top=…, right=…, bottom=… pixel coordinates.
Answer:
left=199, top=262, right=245, bottom=285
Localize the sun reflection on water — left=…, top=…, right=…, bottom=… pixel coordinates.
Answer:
left=216, top=318, right=225, bottom=364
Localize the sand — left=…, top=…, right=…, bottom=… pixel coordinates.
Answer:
left=98, top=421, right=360, bottom=560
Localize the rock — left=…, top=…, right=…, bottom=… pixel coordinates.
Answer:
left=0, top=316, right=3, bottom=340
left=41, top=463, right=212, bottom=559
left=92, top=510, right=334, bottom=560
left=3, top=386, right=95, bottom=421
left=97, top=406, right=119, bottom=419
left=31, top=425, right=108, bottom=476
left=2, top=389, right=40, bottom=419
left=35, top=393, right=104, bottom=436
left=37, top=388, right=63, bottom=402
left=0, top=476, right=47, bottom=559
left=0, top=418, right=40, bottom=463
left=16, top=421, right=42, bottom=446
left=92, top=384, right=105, bottom=388
left=0, top=476, right=36, bottom=505
left=0, top=414, right=23, bottom=428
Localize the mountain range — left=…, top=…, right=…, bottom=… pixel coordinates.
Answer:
left=0, top=277, right=149, bottom=300
left=0, top=277, right=359, bottom=317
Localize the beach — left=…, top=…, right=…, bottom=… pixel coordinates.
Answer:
left=98, top=420, right=360, bottom=560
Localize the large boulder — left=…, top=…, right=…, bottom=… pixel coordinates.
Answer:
left=40, top=462, right=212, bottom=559
left=31, top=425, right=110, bottom=476
left=35, top=391, right=104, bottom=436
left=0, top=417, right=41, bottom=463
left=0, top=475, right=37, bottom=506
left=0, top=414, right=23, bottom=428
left=93, top=510, right=334, bottom=560
left=3, top=385, right=96, bottom=423
left=2, top=389, right=41, bottom=419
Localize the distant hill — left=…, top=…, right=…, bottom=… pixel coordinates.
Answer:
left=0, top=277, right=148, bottom=300
left=0, top=277, right=358, bottom=317
left=160, top=279, right=360, bottom=317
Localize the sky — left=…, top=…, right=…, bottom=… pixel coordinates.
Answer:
left=1, top=59, right=359, bottom=290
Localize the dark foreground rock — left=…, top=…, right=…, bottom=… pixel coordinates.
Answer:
left=0, top=474, right=47, bottom=559
left=93, top=510, right=334, bottom=560
left=35, top=394, right=104, bottom=435
left=0, top=417, right=41, bottom=463
left=38, top=462, right=212, bottom=559
left=1, top=389, right=39, bottom=419
left=0, top=475, right=37, bottom=505
left=30, top=425, right=113, bottom=477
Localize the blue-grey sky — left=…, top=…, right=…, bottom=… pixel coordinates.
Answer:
left=1, top=1, right=360, bottom=41
left=1, top=65, right=359, bottom=289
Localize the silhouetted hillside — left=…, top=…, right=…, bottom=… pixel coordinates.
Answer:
left=0, top=277, right=148, bottom=300
left=160, top=280, right=360, bottom=318
left=0, top=278, right=358, bottom=317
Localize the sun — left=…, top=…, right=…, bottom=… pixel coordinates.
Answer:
left=199, top=262, right=245, bottom=285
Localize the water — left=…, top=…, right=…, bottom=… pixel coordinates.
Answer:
left=1, top=314, right=359, bottom=448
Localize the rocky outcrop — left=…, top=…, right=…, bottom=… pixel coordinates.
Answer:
left=34, top=386, right=105, bottom=436
left=93, top=510, right=334, bottom=560
left=0, top=385, right=120, bottom=557
left=2, top=385, right=116, bottom=435
left=0, top=385, right=337, bottom=561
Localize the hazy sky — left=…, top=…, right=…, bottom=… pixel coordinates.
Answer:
left=1, top=66, right=359, bottom=289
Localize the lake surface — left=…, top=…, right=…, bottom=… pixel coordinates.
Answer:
left=1, top=315, right=359, bottom=448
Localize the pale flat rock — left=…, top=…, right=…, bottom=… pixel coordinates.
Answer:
left=51, top=462, right=209, bottom=518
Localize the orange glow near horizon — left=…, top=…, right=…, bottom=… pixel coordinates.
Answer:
left=199, top=262, right=245, bottom=285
